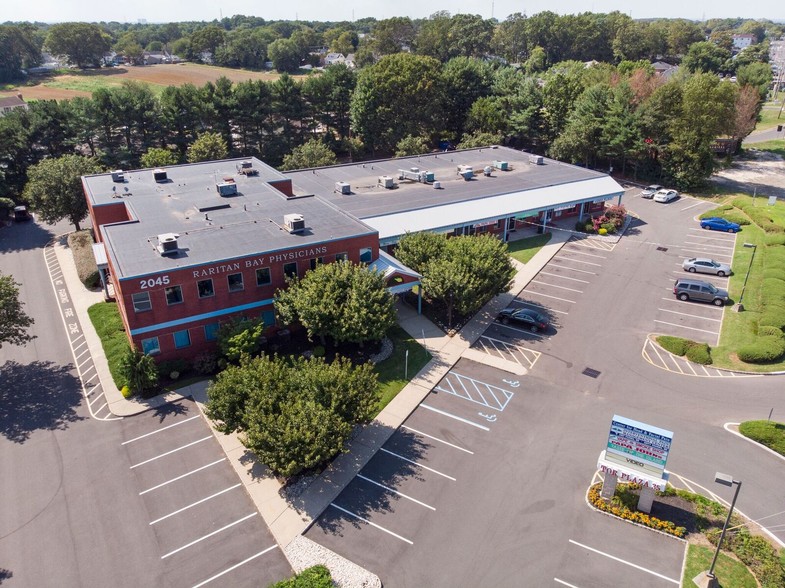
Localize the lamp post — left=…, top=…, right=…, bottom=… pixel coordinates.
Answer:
left=698, top=473, right=742, bottom=588
left=736, top=243, right=757, bottom=312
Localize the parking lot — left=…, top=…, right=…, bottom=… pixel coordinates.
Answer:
left=121, top=400, right=291, bottom=588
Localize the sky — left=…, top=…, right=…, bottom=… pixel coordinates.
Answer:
left=3, top=0, right=782, bottom=24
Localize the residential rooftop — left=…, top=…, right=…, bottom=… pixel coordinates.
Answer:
left=83, top=157, right=376, bottom=280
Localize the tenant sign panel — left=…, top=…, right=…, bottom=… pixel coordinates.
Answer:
left=605, top=415, right=673, bottom=476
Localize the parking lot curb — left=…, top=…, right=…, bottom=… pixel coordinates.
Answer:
left=723, top=423, right=785, bottom=463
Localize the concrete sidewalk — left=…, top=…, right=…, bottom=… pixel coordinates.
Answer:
left=54, top=226, right=574, bottom=555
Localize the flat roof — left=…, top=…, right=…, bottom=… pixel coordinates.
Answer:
left=284, top=146, right=623, bottom=231
left=83, top=157, right=376, bottom=279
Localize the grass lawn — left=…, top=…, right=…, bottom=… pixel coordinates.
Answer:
left=682, top=544, right=758, bottom=588
left=88, top=301, right=130, bottom=388
left=756, top=103, right=785, bottom=131
left=707, top=195, right=785, bottom=371
left=746, top=140, right=785, bottom=158
left=739, top=420, right=785, bottom=456
left=374, top=325, right=431, bottom=413
left=506, top=233, right=552, bottom=264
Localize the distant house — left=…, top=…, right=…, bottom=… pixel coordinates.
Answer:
left=732, top=34, right=755, bottom=51
left=324, top=53, right=346, bottom=66
left=345, top=53, right=356, bottom=68
left=144, top=51, right=168, bottom=65
left=652, top=61, right=679, bottom=80
left=0, top=94, right=28, bottom=117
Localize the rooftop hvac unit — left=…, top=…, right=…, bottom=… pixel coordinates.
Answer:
left=379, top=175, right=395, bottom=189
left=216, top=181, right=238, bottom=196
left=157, top=233, right=180, bottom=256
left=236, top=161, right=257, bottom=175
left=529, top=155, right=544, bottom=165
left=335, top=181, right=351, bottom=195
left=433, top=181, right=442, bottom=189
left=483, top=166, right=493, bottom=177
left=457, top=165, right=473, bottom=174
left=284, top=213, right=305, bottom=233
left=460, top=170, right=474, bottom=181
left=111, top=170, right=125, bottom=182
left=492, top=160, right=508, bottom=171
left=153, top=168, right=168, bottom=182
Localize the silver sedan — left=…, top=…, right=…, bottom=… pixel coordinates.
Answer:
left=682, top=257, right=732, bottom=277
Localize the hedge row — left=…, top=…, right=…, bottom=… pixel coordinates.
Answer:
left=699, top=205, right=750, bottom=226
left=656, top=336, right=713, bottom=364
left=738, top=333, right=785, bottom=363
left=588, top=483, right=686, bottom=537
left=67, top=230, right=100, bottom=289
left=709, top=526, right=785, bottom=588
left=732, top=198, right=785, bottom=234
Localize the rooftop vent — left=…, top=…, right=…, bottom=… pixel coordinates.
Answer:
left=156, top=233, right=179, bottom=256
left=216, top=180, right=238, bottom=197
left=398, top=169, right=435, bottom=183
left=335, top=181, right=351, bottom=195
left=492, top=160, right=509, bottom=171
left=111, top=170, right=125, bottom=182
left=236, top=160, right=258, bottom=176
left=378, top=175, right=395, bottom=189
left=529, top=155, right=544, bottom=165
left=456, top=165, right=474, bottom=180
left=153, top=168, right=168, bottom=182
left=284, top=213, right=305, bottom=234
left=483, top=166, right=493, bottom=177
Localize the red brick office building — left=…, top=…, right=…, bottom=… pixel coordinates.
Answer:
left=84, top=158, right=379, bottom=361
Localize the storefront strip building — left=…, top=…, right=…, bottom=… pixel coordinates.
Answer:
left=85, top=147, right=625, bottom=361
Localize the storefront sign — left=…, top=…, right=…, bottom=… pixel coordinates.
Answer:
left=191, top=246, right=328, bottom=279
left=605, top=415, right=673, bottom=476
left=597, top=453, right=668, bottom=491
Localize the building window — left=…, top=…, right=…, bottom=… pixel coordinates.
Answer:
left=173, top=329, right=191, bottom=348
left=165, top=285, right=183, bottom=305
left=507, top=217, right=516, bottom=230
left=262, top=310, right=275, bottom=327
left=227, top=272, right=244, bottom=292
left=309, top=257, right=324, bottom=271
left=132, top=292, right=152, bottom=312
left=283, top=262, right=298, bottom=279
left=256, top=267, right=271, bottom=286
left=359, top=247, right=373, bottom=263
left=141, top=337, right=160, bottom=355
left=335, top=252, right=348, bottom=262
left=497, top=219, right=504, bottom=229
left=197, top=279, right=214, bottom=298
left=204, top=322, right=220, bottom=341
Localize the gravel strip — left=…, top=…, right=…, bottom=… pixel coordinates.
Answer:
left=285, top=535, right=382, bottom=587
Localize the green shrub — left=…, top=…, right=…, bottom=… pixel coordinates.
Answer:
left=698, top=207, right=750, bottom=225
left=718, top=527, right=785, bottom=588
left=67, top=230, right=100, bottom=288
left=120, top=385, right=132, bottom=399
left=0, top=197, right=14, bottom=219
left=600, top=222, right=616, bottom=234
left=269, top=565, right=333, bottom=588
left=737, top=336, right=785, bottom=363
left=758, top=325, right=783, bottom=337
left=598, top=228, right=607, bottom=235
left=193, top=352, right=218, bottom=375
left=585, top=222, right=594, bottom=233
left=313, top=345, right=325, bottom=357
left=765, top=234, right=785, bottom=246
left=575, top=220, right=586, bottom=232
left=759, top=305, right=785, bottom=330
left=158, top=359, right=189, bottom=379
left=119, top=347, right=159, bottom=393
left=657, top=335, right=691, bottom=356
left=685, top=343, right=712, bottom=364
left=217, top=316, right=266, bottom=363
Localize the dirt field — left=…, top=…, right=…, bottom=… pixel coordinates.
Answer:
left=711, top=150, right=785, bottom=198
left=1, top=63, right=298, bottom=101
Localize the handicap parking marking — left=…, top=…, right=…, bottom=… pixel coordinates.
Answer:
left=434, top=371, right=514, bottom=411
left=641, top=338, right=762, bottom=378
left=476, top=335, right=542, bottom=370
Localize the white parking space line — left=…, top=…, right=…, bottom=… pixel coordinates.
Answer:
left=539, top=271, right=590, bottom=284
left=554, top=579, right=582, bottom=588
left=356, top=474, right=436, bottom=510
left=531, top=279, right=583, bottom=293
left=493, top=322, right=547, bottom=339
left=329, top=503, right=414, bottom=545
left=553, top=257, right=603, bottom=267
left=680, top=201, right=705, bottom=211
left=191, top=546, right=278, bottom=588
left=547, top=261, right=597, bottom=275
left=419, top=403, right=490, bottom=431
left=400, top=425, right=474, bottom=454
left=687, top=229, right=737, bottom=240
left=523, top=290, right=577, bottom=303
left=654, top=320, right=719, bottom=335
left=129, top=436, right=212, bottom=469
left=139, top=458, right=227, bottom=495
left=568, top=540, right=679, bottom=584
left=161, top=513, right=258, bottom=559
left=683, top=241, right=734, bottom=251
left=659, top=308, right=722, bottom=322
left=660, top=298, right=724, bottom=311
left=681, top=248, right=733, bottom=260
left=478, top=337, right=521, bottom=364
left=122, top=415, right=201, bottom=445
left=560, top=248, right=606, bottom=259
left=149, top=484, right=242, bottom=525
left=379, top=448, right=457, bottom=481
left=512, top=299, right=569, bottom=315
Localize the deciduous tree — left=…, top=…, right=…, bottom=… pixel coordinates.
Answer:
left=45, top=23, right=111, bottom=68
left=186, top=131, right=228, bottom=163
left=0, top=273, right=35, bottom=349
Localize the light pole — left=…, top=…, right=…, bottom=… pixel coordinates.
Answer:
left=736, top=243, right=757, bottom=312
left=697, top=473, right=742, bottom=588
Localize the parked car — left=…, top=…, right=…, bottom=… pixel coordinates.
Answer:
left=640, top=185, right=663, bottom=199
left=682, top=258, right=732, bottom=276
left=496, top=308, right=549, bottom=332
left=13, top=205, right=31, bottom=222
left=700, top=217, right=740, bottom=233
left=673, top=278, right=729, bottom=306
left=653, top=189, right=679, bottom=203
